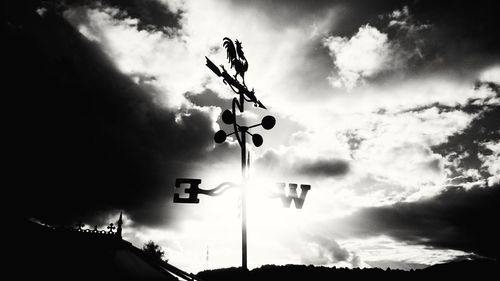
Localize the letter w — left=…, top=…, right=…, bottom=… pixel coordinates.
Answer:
left=276, top=183, right=311, bottom=209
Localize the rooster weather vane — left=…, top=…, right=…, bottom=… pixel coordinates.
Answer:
left=172, top=38, right=311, bottom=271
left=223, top=38, right=248, bottom=87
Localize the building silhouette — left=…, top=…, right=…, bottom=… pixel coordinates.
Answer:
left=13, top=216, right=200, bottom=280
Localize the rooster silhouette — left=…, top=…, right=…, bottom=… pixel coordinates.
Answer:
left=223, top=37, right=249, bottom=87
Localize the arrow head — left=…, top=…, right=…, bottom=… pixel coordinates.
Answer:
left=257, top=101, right=267, bottom=109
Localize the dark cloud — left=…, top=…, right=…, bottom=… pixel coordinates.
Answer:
left=296, top=159, right=350, bottom=178
left=344, top=185, right=500, bottom=258
left=343, top=130, right=365, bottom=158
left=4, top=1, right=214, bottom=226
left=41, top=0, right=182, bottom=32
left=408, top=1, right=500, bottom=55
left=236, top=0, right=500, bottom=80
left=398, top=82, right=499, bottom=116
left=379, top=1, right=500, bottom=77
left=321, top=238, right=350, bottom=262
left=231, top=0, right=408, bottom=35
left=95, top=0, right=182, bottom=31
left=253, top=153, right=350, bottom=181
left=185, top=90, right=249, bottom=145
left=185, top=89, right=231, bottom=109
left=431, top=83, right=500, bottom=186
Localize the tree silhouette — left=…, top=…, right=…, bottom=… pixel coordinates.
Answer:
left=142, top=240, right=166, bottom=261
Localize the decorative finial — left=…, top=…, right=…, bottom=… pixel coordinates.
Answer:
left=75, top=221, right=85, bottom=231
left=107, top=223, right=115, bottom=234
left=116, top=211, right=123, bottom=238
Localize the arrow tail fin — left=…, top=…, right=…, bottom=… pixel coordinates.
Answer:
left=205, top=57, right=222, bottom=76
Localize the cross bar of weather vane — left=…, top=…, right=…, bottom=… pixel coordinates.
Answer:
left=173, top=178, right=240, bottom=204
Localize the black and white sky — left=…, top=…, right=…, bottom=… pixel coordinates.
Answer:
left=4, top=0, right=499, bottom=272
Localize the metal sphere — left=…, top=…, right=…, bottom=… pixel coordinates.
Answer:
left=222, top=109, right=234, bottom=124
left=261, top=115, right=276, bottom=130
left=214, top=130, right=227, bottom=143
left=252, top=134, right=263, bottom=147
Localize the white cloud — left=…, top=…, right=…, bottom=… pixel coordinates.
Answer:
left=339, top=236, right=468, bottom=266
left=479, top=141, right=500, bottom=186
left=388, top=6, right=431, bottom=34
left=314, top=76, right=497, bottom=116
left=273, top=104, right=475, bottom=204
left=323, top=25, right=394, bottom=89
left=334, top=111, right=471, bottom=204
left=300, top=236, right=351, bottom=266
left=479, top=65, right=500, bottom=84
left=36, top=7, right=48, bottom=17
left=321, top=6, right=433, bottom=91
left=65, top=6, right=211, bottom=109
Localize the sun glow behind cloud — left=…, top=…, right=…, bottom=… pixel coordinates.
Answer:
left=63, top=0, right=499, bottom=272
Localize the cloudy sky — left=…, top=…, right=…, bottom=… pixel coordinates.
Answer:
left=5, top=0, right=500, bottom=272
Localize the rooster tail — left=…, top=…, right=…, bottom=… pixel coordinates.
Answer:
left=223, top=37, right=237, bottom=67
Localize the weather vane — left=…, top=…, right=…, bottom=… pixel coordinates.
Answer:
left=173, top=37, right=311, bottom=271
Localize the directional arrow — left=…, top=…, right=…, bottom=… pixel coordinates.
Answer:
left=206, top=57, right=266, bottom=109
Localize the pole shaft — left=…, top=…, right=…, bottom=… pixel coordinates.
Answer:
left=241, top=131, right=247, bottom=271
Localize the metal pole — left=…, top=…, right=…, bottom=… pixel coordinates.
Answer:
left=241, top=128, right=248, bottom=271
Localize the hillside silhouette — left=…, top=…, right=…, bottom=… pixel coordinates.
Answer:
left=197, top=259, right=499, bottom=280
